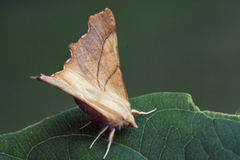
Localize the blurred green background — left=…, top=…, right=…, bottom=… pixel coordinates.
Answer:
left=1, top=1, right=240, bottom=135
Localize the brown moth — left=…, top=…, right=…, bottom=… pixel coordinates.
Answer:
left=31, top=8, right=156, bottom=159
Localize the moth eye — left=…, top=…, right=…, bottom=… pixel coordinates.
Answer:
left=123, top=121, right=129, bottom=126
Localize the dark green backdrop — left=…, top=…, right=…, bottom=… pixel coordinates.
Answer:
left=1, top=1, right=240, bottom=134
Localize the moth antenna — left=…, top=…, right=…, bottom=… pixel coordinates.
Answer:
left=89, top=126, right=109, bottom=149
left=79, top=121, right=91, bottom=130
left=131, top=108, right=157, bottom=115
left=103, top=128, right=116, bottom=159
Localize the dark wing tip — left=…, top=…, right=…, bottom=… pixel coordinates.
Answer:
left=30, top=73, right=45, bottom=80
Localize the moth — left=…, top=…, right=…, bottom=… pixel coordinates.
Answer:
left=32, top=8, right=156, bottom=159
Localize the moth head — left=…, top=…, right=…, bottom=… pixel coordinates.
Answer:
left=124, top=114, right=138, bottom=128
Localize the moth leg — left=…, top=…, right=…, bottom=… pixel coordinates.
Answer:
left=79, top=121, right=91, bottom=130
left=131, top=108, right=157, bottom=115
left=103, top=128, right=116, bottom=159
left=89, top=126, right=109, bottom=149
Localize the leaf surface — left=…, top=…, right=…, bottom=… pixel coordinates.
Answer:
left=0, top=92, right=240, bottom=160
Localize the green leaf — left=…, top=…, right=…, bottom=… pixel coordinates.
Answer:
left=0, top=92, right=240, bottom=159
left=236, top=108, right=240, bottom=116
